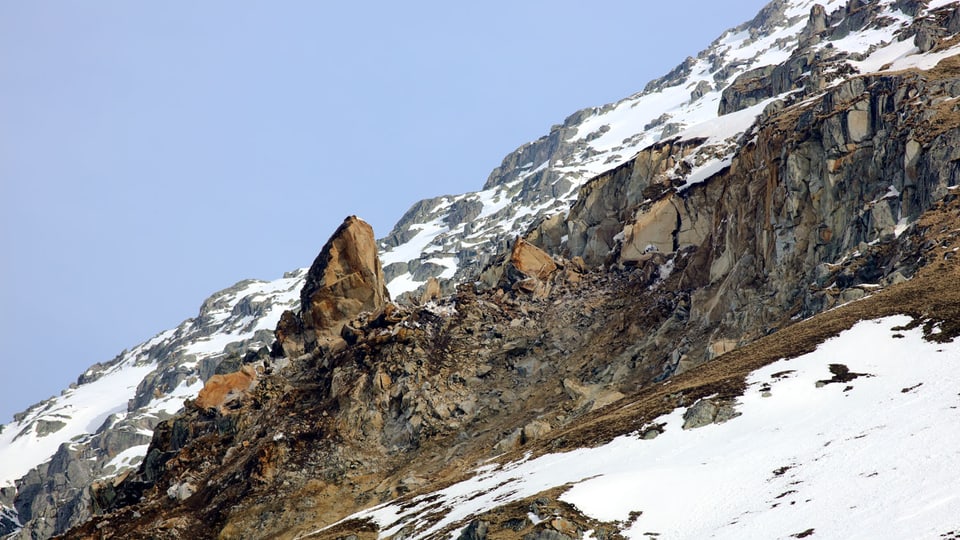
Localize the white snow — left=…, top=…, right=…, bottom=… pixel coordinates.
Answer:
left=475, top=187, right=513, bottom=221
left=889, top=42, right=960, bottom=72
left=0, top=357, right=156, bottom=488
left=426, top=257, right=458, bottom=280
left=381, top=220, right=450, bottom=266
left=682, top=156, right=734, bottom=189
left=386, top=272, right=424, bottom=297
left=102, top=443, right=150, bottom=476
left=320, top=316, right=960, bottom=539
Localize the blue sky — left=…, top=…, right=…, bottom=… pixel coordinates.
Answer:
left=0, top=1, right=769, bottom=423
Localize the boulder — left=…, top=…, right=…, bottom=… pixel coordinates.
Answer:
left=509, top=238, right=557, bottom=281
left=457, top=520, right=490, bottom=540
left=682, top=398, right=740, bottom=430
left=419, top=276, right=442, bottom=304
left=301, top=216, right=390, bottom=336
left=521, top=420, right=553, bottom=444
left=478, top=237, right=559, bottom=294
left=194, top=365, right=257, bottom=412
left=276, top=216, right=390, bottom=355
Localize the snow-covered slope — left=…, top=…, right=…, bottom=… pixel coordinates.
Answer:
left=378, top=0, right=960, bottom=296
left=0, top=270, right=303, bottom=537
left=316, top=315, right=960, bottom=539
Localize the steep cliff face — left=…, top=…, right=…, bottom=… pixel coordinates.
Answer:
left=524, top=0, right=960, bottom=375
left=528, top=58, right=960, bottom=376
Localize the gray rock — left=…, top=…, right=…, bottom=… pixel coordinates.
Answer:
left=682, top=399, right=720, bottom=430
left=35, top=419, right=66, bottom=437
left=690, top=80, right=713, bottom=101
left=914, top=19, right=942, bottom=53
left=457, top=519, right=489, bottom=540
left=0, top=505, right=18, bottom=537
left=683, top=398, right=740, bottom=430
left=840, top=288, right=866, bottom=303
left=524, top=529, right=575, bottom=540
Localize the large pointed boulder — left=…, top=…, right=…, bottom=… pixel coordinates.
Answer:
left=276, top=216, right=390, bottom=355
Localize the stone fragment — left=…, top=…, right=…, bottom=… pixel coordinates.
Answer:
left=457, top=520, right=489, bottom=540
left=682, top=398, right=740, bottom=430
left=521, top=420, right=552, bottom=444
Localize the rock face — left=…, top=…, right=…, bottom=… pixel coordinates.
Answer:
left=525, top=43, right=960, bottom=379
left=373, top=0, right=875, bottom=300
left=277, top=216, right=390, bottom=355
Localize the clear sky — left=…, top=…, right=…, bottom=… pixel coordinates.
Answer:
left=0, top=1, right=769, bottom=424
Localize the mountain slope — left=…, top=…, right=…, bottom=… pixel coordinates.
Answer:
left=0, top=271, right=303, bottom=538
left=327, top=197, right=960, bottom=538
left=377, top=0, right=960, bottom=297
left=334, top=316, right=960, bottom=540
left=62, top=171, right=960, bottom=540
left=5, top=0, right=960, bottom=538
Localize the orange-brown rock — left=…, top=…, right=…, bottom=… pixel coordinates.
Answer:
left=419, top=276, right=441, bottom=304
left=509, top=238, right=557, bottom=280
left=476, top=237, right=560, bottom=293
left=194, top=365, right=257, bottom=411
left=274, top=310, right=306, bottom=358
left=277, top=216, right=390, bottom=354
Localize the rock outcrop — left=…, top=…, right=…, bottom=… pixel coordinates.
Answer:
left=276, top=216, right=390, bottom=356
left=479, top=237, right=560, bottom=295
left=193, top=365, right=258, bottom=412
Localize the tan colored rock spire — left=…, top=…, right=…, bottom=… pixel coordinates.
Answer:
left=276, top=216, right=390, bottom=356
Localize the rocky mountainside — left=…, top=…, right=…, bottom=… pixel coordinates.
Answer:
left=4, top=0, right=960, bottom=538
left=376, top=0, right=960, bottom=299
left=0, top=272, right=303, bottom=538
left=61, top=182, right=960, bottom=539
